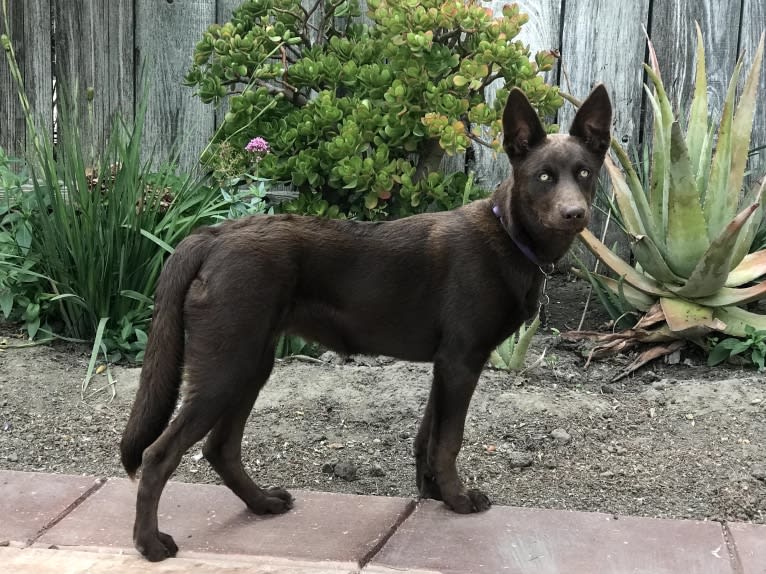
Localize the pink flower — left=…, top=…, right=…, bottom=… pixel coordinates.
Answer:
left=245, top=137, right=270, bottom=154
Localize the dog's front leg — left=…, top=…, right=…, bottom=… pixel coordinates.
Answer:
left=417, top=352, right=491, bottom=513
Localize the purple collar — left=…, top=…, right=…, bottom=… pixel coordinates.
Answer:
left=492, top=203, right=551, bottom=269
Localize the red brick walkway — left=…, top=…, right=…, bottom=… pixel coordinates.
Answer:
left=1, top=470, right=763, bottom=573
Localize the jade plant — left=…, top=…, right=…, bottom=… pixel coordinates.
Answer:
left=185, top=0, right=562, bottom=219
left=572, top=25, right=766, bottom=371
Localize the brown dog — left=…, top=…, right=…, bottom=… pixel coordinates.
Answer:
left=121, top=85, right=612, bottom=561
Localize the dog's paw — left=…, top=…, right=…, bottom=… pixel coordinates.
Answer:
left=136, top=530, right=178, bottom=562
left=445, top=489, right=492, bottom=514
left=248, top=487, right=294, bottom=515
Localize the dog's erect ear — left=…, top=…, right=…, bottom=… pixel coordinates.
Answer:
left=569, top=84, right=612, bottom=158
left=502, top=88, right=548, bottom=161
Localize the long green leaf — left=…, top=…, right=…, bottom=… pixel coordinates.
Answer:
left=714, top=305, right=766, bottom=337
left=629, top=232, right=684, bottom=286
left=644, top=84, right=669, bottom=236
left=695, top=281, right=766, bottom=307
left=704, top=57, right=742, bottom=238
left=726, top=32, right=764, bottom=218
left=672, top=202, right=760, bottom=298
left=726, top=249, right=766, bottom=287
left=660, top=297, right=725, bottom=337
left=579, top=228, right=672, bottom=297
left=664, top=121, right=709, bottom=277
left=685, top=22, right=709, bottom=179
left=573, top=269, right=655, bottom=311
left=730, top=177, right=765, bottom=269
left=604, top=155, right=645, bottom=237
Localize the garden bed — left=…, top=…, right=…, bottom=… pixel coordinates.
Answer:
left=0, top=274, right=764, bottom=524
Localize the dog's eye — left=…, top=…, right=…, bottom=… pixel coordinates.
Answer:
left=538, top=172, right=552, bottom=182
left=578, top=168, right=591, bottom=179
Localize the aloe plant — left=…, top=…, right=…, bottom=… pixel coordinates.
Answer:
left=576, top=24, right=766, bottom=357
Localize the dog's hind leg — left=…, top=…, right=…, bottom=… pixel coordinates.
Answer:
left=202, top=346, right=294, bottom=515
left=426, top=349, right=491, bottom=514
left=133, top=382, right=229, bottom=561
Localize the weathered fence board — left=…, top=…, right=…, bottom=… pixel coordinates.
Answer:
left=649, top=0, right=742, bottom=125
left=559, top=0, right=650, bottom=151
left=559, top=0, right=651, bottom=262
left=136, top=0, right=216, bottom=171
left=472, top=0, right=563, bottom=193
left=741, top=0, right=766, bottom=176
left=55, top=0, right=134, bottom=162
left=0, top=0, right=52, bottom=157
left=1, top=0, right=765, bottom=190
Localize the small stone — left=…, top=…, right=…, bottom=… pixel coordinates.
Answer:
left=369, top=463, right=385, bottom=477
left=551, top=428, right=571, bottom=445
left=751, top=464, right=766, bottom=482
left=600, top=470, right=615, bottom=478
left=651, top=380, right=667, bottom=391
left=507, top=451, right=534, bottom=468
left=0, top=540, right=9, bottom=547
left=321, top=462, right=335, bottom=474
left=600, top=384, right=615, bottom=394
left=7, top=452, right=18, bottom=462
left=319, top=351, right=345, bottom=365
left=333, top=461, right=358, bottom=481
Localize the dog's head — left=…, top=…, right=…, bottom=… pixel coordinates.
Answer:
left=502, top=85, right=612, bottom=235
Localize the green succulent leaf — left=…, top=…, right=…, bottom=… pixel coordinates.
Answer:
left=575, top=270, right=655, bottom=311
left=704, top=56, right=742, bottom=238
left=695, top=281, right=766, bottom=308
left=671, top=201, right=760, bottom=298
left=714, top=305, right=766, bottom=337
left=579, top=228, right=672, bottom=297
left=726, top=32, right=764, bottom=219
left=664, top=121, right=709, bottom=277
left=726, top=249, right=766, bottom=287
left=629, top=232, right=684, bottom=286
left=660, top=297, right=725, bottom=337
left=685, top=23, right=709, bottom=182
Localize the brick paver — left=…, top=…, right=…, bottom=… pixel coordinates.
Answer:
left=728, top=523, right=766, bottom=574
left=2, top=470, right=763, bottom=573
left=36, top=477, right=414, bottom=568
left=0, top=470, right=102, bottom=545
left=369, top=500, right=735, bottom=574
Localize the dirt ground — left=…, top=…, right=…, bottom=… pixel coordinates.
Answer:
left=0, top=274, right=764, bottom=524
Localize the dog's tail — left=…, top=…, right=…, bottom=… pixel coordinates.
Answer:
left=120, top=230, right=213, bottom=478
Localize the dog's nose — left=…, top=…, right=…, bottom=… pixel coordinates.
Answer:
left=560, top=205, right=586, bottom=220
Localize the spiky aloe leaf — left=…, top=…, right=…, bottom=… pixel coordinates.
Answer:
left=605, top=151, right=662, bottom=248
left=579, top=228, right=672, bottom=297
left=671, top=201, right=760, bottom=298
left=704, top=57, right=742, bottom=238
left=695, top=281, right=766, bottom=307
left=665, top=121, right=709, bottom=277
left=630, top=232, right=684, bottom=285
left=726, top=250, right=766, bottom=287
left=730, top=167, right=766, bottom=268
left=686, top=23, right=709, bottom=179
left=604, top=155, right=646, bottom=237
left=643, top=80, right=669, bottom=236
left=575, top=270, right=655, bottom=311
left=660, top=297, right=726, bottom=337
left=714, top=305, right=766, bottom=337
left=726, top=32, right=764, bottom=218
left=509, top=312, right=540, bottom=370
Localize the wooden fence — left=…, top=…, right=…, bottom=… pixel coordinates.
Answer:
left=1, top=0, right=765, bottom=194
